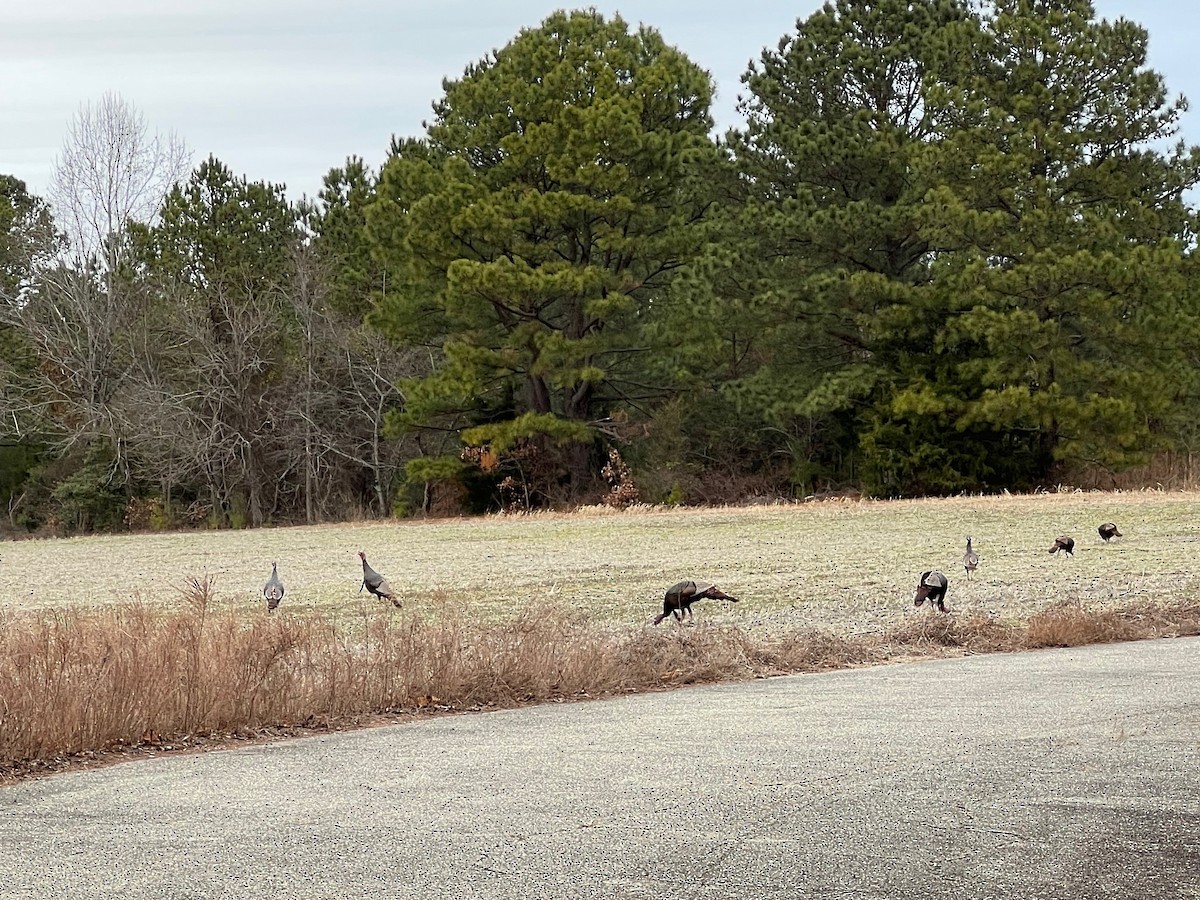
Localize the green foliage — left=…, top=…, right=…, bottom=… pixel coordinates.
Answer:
left=404, top=454, right=464, bottom=484
left=0, top=175, right=55, bottom=302
left=132, top=156, right=297, bottom=299
left=365, top=9, right=718, bottom=500
left=461, top=412, right=594, bottom=452
left=918, top=1, right=1200, bottom=482
left=49, top=445, right=128, bottom=533
left=673, top=0, right=982, bottom=492
left=312, top=157, right=381, bottom=319
left=693, top=0, right=1200, bottom=496
left=6, top=5, right=1200, bottom=526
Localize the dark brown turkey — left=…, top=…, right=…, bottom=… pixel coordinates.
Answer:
left=358, top=551, right=401, bottom=608
left=1098, top=523, right=1123, bottom=542
left=653, top=580, right=739, bottom=625
left=913, top=571, right=949, bottom=613
left=263, top=562, right=284, bottom=612
left=1048, top=535, right=1075, bottom=556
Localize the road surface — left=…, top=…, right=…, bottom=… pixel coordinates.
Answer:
left=3, top=638, right=1199, bottom=898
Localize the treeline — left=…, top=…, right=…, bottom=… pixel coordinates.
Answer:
left=3, top=0, right=1200, bottom=533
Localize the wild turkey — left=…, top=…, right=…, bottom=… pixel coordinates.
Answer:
left=1048, top=535, right=1075, bottom=556
left=913, top=571, right=949, bottom=613
left=653, top=580, right=739, bottom=625
left=358, top=551, right=402, bottom=608
left=1098, top=522, right=1123, bottom=542
left=263, top=562, right=284, bottom=612
left=963, top=537, right=979, bottom=580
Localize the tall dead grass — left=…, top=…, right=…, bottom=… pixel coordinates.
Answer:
left=2, top=578, right=1198, bottom=778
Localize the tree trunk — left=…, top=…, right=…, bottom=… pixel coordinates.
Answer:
left=528, top=373, right=552, bottom=414
left=565, top=379, right=595, bottom=499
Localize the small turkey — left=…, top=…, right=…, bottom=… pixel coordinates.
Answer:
left=913, top=570, right=949, bottom=613
left=358, top=551, right=402, bottom=608
left=1048, top=535, right=1075, bottom=556
left=263, top=561, right=284, bottom=612
left=653, top=580, right=739, bottom=625
left=963, top=536, right=979, bottom=580
left=1098, top=522, right=1123, bottom=542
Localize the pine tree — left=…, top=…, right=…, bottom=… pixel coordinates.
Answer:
left=709, top=0, right=1200, bottom=495
left=365, top=10, right=717, bottom=503
left=920, top=0, right=1200, bottom=486
left=703, top=0, right=985, bottom=494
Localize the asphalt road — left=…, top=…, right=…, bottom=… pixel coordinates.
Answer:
left=3, top=638, right=1199, bottom=899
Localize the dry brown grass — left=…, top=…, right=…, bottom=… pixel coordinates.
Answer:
left=1024, top=597, right=1200, bottom=648
left=3, top=575, right=1198, bottom=781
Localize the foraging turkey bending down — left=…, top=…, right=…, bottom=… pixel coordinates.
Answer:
left=358, top=551, right=402, bottom=608
left=913, top=571, right=949, bottom=613
left=653, top=580, right=739, bottom=625
left=963, top=537, right=979, bottom=580
left=1098, top=522, right=1123, bottom=542
left=1048, top=535, right=1076, bottom=556
left=263, top=561, right=284, bottom=612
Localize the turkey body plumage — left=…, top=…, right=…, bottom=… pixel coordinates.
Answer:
left=359, top=551, right=402, bottom=608
left=653, top=580, right=739, bottom=624
left=263, top=562, right=284, bottom=612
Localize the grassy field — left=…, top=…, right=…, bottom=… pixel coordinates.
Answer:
left=3, top=489, right=1199, bottom=776
left=2, top=489, right=1198, bottom=633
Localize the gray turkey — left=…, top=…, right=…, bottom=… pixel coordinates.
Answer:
left=653, top=580, right=739, bottom=625
left=913, top=571, right=949, bottom=613
left=1048, top=535, right=1075, bottom=556
left=263, top=561, right=284, bottom=612
left=1098, top=522, right=1123, bottom=542
left=358, top=551, right=402, bottom=608
left=963, top=537, right=979, bottom=580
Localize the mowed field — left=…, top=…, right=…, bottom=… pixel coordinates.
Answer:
left=3, top=490, right=1198, bottom=634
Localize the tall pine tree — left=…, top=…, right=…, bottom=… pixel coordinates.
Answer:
left=917, top=0, right=1200, bottom=488
left=366, top=10, right=717, bottom=504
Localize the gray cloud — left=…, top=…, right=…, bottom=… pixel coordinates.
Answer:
left=2, top=1, right=1194, bottom=204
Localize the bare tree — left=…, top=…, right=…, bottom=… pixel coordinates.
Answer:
left=6, top=261, right=139, bottom=449
left=283, top=241, right=423, bottom=521
left=49, top=92, right=190, bottom=271
left=338, top=328, right=424, bottom=516
left=0, top=96, right=191, bottom=474
left=0, top=97, right=190, bottom=525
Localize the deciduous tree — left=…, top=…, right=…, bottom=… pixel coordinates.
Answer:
left=130, top=157, right=299, bottom=525
left=50, top=92, right=189, bottom=272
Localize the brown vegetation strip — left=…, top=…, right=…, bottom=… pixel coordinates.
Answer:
left=2, top=577, right=1198, bottom=783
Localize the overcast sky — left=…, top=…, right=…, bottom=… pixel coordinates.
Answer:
left=2, top=1, right=1197, bottom=205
